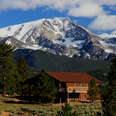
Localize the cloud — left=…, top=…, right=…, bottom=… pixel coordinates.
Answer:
left=97, top=0, right=116, bottom=5
left=68, top=3, right=104, bottom=17
left=0, top=0, right=30, bottom=10
left=0, top=0, right=116, bottom=32
left=89, top=14, right=116, bottom=31
left=0, top=0, right=116, bottom=15
left=0, top=0, right=79, bottom=11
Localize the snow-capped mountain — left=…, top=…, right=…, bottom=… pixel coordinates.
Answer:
left=99, top=31, right=116, bottom=39
left=0, top=17, right=115, bottom=60
left=99, top=31, right=116, bottom=54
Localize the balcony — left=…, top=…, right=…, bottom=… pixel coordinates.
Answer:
left=67, top=87, right=88, bottom=93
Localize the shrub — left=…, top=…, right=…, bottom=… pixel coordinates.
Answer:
left=56, top=103, right=79, bottom=116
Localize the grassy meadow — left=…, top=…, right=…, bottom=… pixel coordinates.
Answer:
left=0, top=95, right=103, bottom=116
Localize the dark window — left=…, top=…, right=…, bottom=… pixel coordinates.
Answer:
left=69, top=93, right=80, bottom=98
left=61, top=82, right=66, bottom=88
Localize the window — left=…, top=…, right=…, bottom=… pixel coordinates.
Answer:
left=81, top=83, right=84, bottom=87
left=74, top=82, right=78, bottom=86
left=61, top=83, right=66, bottom=88
left=84, top=94, right=87, bottom=98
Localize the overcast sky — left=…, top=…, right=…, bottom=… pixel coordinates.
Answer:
left=0, top=0, right=116, bottom=34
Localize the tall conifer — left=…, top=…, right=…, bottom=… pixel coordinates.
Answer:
left=0, top=43, right=16, bottom=96
left=16, top=55, right=29, bottom=96
left=103, top=57, right=116, bottom=116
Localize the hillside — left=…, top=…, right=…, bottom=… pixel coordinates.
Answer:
left=14, top=49, right=110, bottom=81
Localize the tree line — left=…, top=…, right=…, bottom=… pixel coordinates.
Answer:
left=0, top=43, right=57, bottom=103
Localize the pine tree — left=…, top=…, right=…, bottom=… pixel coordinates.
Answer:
left=4, top=57, right=19, bottom=95
left=103, top=57, right=116, bottom=116
left=34, top=70, right=58, bottom=103
left=0, top=43, right=16, bottom=96
left=87, top=79, right=99, bottom=102
left=16, top=55, right=29, bottom=96
left=25, top=70, right=58, bottom=103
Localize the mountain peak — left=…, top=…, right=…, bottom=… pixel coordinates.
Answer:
left=0, top=17, right=115, bottom=60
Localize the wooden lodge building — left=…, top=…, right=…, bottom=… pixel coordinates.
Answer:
left=48, top=72, right=101, bottom=103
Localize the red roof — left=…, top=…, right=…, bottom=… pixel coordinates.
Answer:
left=48, top=72, right=100, bottom=83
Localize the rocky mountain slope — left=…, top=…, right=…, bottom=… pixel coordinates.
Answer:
left=0, top=17, right=115, bottom=60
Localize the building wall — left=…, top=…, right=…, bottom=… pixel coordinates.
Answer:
left=58, top=81, right=100, bottom=102
left=66, top=82, right=89, bottom=101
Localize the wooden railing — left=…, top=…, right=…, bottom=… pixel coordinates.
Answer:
left=67, top=87, right=88, bottom=93
left=58, top=87, right=88, bottom=93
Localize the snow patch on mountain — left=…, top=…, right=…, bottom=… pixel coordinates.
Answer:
left=0, top=19, right=45, bottom=43
left=99, top=31, right=116, bottom=39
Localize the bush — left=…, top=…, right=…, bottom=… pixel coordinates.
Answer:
left=56, top=103, right=79, bottom=116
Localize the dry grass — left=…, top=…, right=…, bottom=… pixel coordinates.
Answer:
left=0, top=95, right=103, bottom=116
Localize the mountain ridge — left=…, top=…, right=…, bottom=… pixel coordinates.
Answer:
left=0, top=17, right=115, bottom=60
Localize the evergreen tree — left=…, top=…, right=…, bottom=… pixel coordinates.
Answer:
left=34, top=70, right=58, bottom=103
left=87, top=79, right=99, bottom=102
left=0, top=43, right=17, bottom=96
left=25, top=70, right=58, bottom=103
left=103, top=57, right=116, bottom=116
left=4, top=58, right=19, bottom=95
left=16, top=55, right=29, bottom=96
